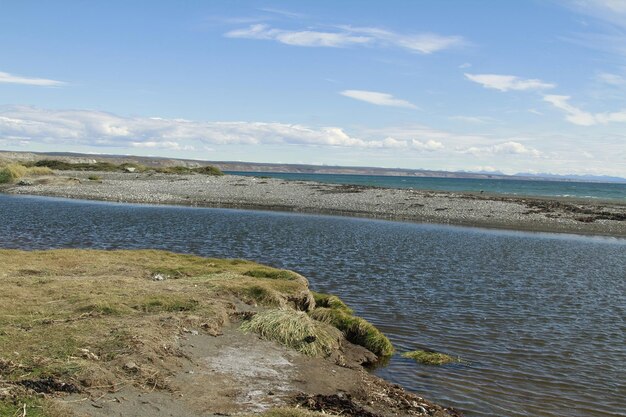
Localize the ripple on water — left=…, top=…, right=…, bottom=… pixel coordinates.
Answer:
left=0, top=194, right=625, bottom=417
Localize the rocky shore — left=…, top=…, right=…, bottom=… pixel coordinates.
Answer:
left=3, top=170, right=625, bottom=237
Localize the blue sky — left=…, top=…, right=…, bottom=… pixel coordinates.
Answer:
left=1, top=0, right=625, bottom=176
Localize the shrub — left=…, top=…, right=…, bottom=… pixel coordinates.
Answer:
left=241, top=308, right=341, bottom=357
left=193, top=165, right=223, bottom=176
left=88, top=174, right=102, bottom=181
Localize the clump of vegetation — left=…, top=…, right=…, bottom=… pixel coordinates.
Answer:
left=0, top=163, right=53, bottom=184
left=87, top=174, right=102, bottom=181
left=241, top=309, right=341, bottom=357
left=401, top=350, right=460, bottom=365
left=309, top=305, right=394, bottom=357
left=30, top=159, right=224, bottom=176
left=312, top=292, right=353, bottom=313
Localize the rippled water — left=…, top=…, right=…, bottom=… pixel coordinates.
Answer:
left=227, top=171, right=626, bottom=202
left=1, top=194, right=625, bottom=417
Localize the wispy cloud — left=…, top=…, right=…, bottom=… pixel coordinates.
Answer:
left=0, top=71, right=66, bottom=87
left=257, top=7, right=305, bottom=19
left=225, top=24, right=464, bottom=53
left=340, top=90, right=417, bottom=109
left=543, top=94, right=626, bottom=125
left=225, top=24, right=370, bottom=47
left=450, top=115, right=494, bottom=124
left=465, top=73, right=555, bottom=92
left=596, top=71, right=626, bottom=85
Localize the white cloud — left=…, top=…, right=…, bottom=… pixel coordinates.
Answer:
left=465, top=73, right=555, bottom=92
left=0, top=106, right=443, bottom=151
left=225, top=24, right=371, bottom=47
left=450, top=116, right=493, bottom=124
left=225, top=24, right=464, bottom=53
left=596, top=71, right=626, bottom=85
left=340, top=90, right=417, bottom=109
left=462, top=141, right=542, bottom=157
left=0, top=71, right=66, bottom=87
left=411, top=139, right=444, bottom=151
left=543, top=94, right=626, bottom=125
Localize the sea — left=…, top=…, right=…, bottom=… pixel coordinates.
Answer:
left=0, top=194, right=624, bottom=417
left=225, top=171, right=626, bottom=202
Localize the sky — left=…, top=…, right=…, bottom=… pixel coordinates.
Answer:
left=1, top=0, right=626, bottom=177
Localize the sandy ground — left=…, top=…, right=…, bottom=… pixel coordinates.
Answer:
left=64, top=325, right=458, bottom=417
left=3, top=171, right=625, bottom=237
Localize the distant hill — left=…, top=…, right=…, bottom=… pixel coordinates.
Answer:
left=514, top=173, right=626, bottom=184
left=2, top=150, right=624, bottom=183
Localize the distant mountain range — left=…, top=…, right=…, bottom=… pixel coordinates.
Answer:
left=2, top=150, right=625, bottom=183
left=513, top=173, right=626, bottom=183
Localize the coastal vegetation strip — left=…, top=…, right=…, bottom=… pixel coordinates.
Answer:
left=0, top=158, right=223, bottom=184
left=0, top=249, right=402, bottom=416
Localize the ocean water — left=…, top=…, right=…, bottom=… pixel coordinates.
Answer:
left=226, top=171, right=626, bottom=202
left=0, top=194, right=625, bottom=417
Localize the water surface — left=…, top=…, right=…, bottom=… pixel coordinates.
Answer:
left=227, top=171, right=626, bottom=202
left=0, top=194, right=624, bottom=417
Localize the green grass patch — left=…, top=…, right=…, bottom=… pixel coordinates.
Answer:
left=243, top=267, right=300, bottom=281
left=241, top=309, right=341, bottom=357
left=401, top=350, right=460, bottom=365
left=309, top=307, right=394, bottom=357
left=312, top=292, right=353, bottom=314
left=137, top=295, right=199, bottom=313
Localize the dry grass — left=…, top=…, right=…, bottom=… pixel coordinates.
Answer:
left=401, top=350, right=460, bottom=365
left=0, top=249, right=314, bottom=414
left=240, top=309, right=341, bottom=357
left=0, top=163, right=53, bottom=184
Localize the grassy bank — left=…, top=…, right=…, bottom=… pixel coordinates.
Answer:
left=0, top=249, right=392, bottom=416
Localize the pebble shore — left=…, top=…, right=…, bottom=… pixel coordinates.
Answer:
left=6, top=171, right=626, bottom=237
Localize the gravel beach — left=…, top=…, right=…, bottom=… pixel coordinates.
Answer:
left=4, top=171, right=625, bottom=237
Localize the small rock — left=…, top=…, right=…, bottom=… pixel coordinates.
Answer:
left=123, top=361, right=139, bottom=372
left=125, top=167, right=136, bottom=173
left=151, top=273, right=166, bottom=281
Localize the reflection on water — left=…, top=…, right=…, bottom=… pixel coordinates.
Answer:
left=1, top=195, right=625, bottom=417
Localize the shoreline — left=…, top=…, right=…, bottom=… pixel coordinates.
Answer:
left=3, top=171, right=625, bottom=237
left=2, top=170, right=625, bottom=237
left=0, top=249, right=462, bottom=417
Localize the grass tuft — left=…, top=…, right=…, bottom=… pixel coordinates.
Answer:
left=309, top=307, right=394, bottom=357
left=241, top=308, right=341, bottom=357
left=401, top=350, right=460, bottom=365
